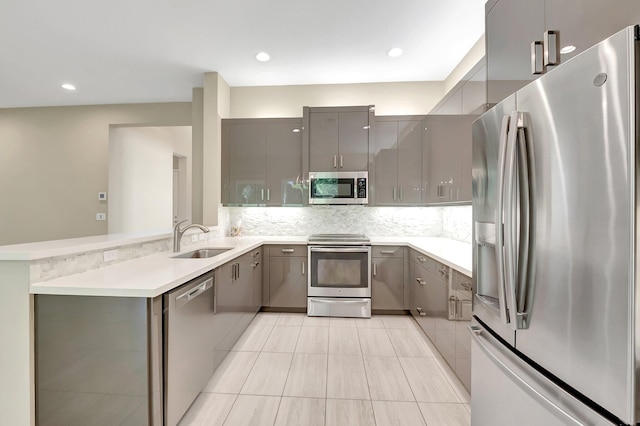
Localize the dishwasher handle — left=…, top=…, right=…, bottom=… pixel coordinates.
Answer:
left=175, top=277, right=213, bottom=308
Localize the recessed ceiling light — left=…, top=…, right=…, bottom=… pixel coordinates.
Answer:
left=256, top=52, right=270, bottom=62
left=560, top=45, right=576, bottom=54
left=292, top=128, right=301, bottom=133
left=61, top=83, right=76, bottom=91
left=387, top=48, right=403, bottom=58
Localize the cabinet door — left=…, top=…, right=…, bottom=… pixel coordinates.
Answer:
left=372, top=120, right=398, bottom=205
left=545, top=0, right=640, bottom=63
left=486, top=0, right=544, bottom=104
left=266, top=120, right=304, bottom=206
left=424, top=116, right=462, bottom=203
left=228, top=122, right=267, bottom=205
left=309, top=112, right=339, bottom=171
left=237, top=256, right=256, bottom=312
left=252, top=254, right=262, bottom=312
left=269, top=256, right=307, bottom=308
left=372, top=257, right=404, bottom=310
left=338, top=111, right=369, bottom=171
left=456, top=115, right=476, bottom=202
left=397, top=120, right=423, bottom=205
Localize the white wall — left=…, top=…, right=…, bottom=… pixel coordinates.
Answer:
left=108, top=126, right=192, bottom=234
left=229, top=81, right=445, bottom=118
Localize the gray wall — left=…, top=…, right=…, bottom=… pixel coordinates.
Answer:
left=0, top=103, right=191, bottom=245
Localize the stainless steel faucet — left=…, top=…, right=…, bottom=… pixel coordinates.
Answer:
left=173, top=220, right=210, bottom=252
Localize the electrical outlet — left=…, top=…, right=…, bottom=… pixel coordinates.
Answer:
left=103, top=249, right=118, bottom=262
left=96, top=213, right=107, bottom=221
left=98, top=192, right=107, bottom=201
left=191, top=234, right=198, bottom=242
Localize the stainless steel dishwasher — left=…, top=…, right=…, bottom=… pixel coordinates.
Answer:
left=164, top=271, right=215, bottom=426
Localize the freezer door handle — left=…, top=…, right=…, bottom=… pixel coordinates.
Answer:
left=469, top=325, right=584, bottom=426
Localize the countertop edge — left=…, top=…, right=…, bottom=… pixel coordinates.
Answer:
left=30, top=236, right=471, bottom=298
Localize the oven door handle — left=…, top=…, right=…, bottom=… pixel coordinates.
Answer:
left=309, top=247, right=371, bottom=253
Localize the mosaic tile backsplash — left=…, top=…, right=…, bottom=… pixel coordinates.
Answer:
left=219, top=205, right=472, bottom=242
left=30, top=205, right=471, bottom=283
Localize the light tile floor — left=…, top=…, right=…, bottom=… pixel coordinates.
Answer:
left=179, top=313, right=471, bottom=426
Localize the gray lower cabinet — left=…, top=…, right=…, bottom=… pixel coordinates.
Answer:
left=307, top=106, right=371, bottom=172
left=214, top=250, right=262, bottom=368
left=222, top=118, right=303, bottom=206
left=35, top=295, right=164, bottom=425
left=371, top=246, right=405, bottom=310
left=372, top=117, right=424, bottom=205
left=409, top=250, right=471, bottom=391
left=265, top=245, right=307, bottom=309
left=423, top=115, right=464, bottom=204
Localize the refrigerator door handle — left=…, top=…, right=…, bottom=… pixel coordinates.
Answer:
left=503, top=111, right=521, bottom=329
left=515, top=114, right=533, bottom=329
left=495, top=114, right=512, bottom=325
left=469, top=325, right=584, bottom=426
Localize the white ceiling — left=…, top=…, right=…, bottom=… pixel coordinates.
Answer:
left=0, top=0, right=485, bottom=108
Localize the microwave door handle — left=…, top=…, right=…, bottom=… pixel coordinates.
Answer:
left=495, top=114, right=512, bottom=326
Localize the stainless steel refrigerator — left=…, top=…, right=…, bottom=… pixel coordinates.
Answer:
left=472, top=26, right=640, bottom=425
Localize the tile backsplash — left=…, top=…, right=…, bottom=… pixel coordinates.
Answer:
left=219, top=205, right=472, bottom=242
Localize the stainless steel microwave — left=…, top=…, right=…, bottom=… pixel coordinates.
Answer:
left=308, top=171, right=368, bottom=205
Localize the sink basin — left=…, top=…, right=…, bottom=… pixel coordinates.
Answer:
left=173, top=248, right=232, bottom=259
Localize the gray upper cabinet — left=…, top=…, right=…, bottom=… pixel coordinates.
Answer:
left=486, top=0, right=544, bottom=105
left=222, top=118, right=303, bottom=206
left=372, top=116, right=424, bottom=205
left=265, top=121, right=304, bottom=206
left=486, top=0, right=640, bottom=105
left=226, top=122, right=266, bottom=205
left=424, top=115, right=466, bottom=204
left=307, top=106, right=371, bottom=172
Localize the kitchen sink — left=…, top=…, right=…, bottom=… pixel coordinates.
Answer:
left=173, top=248, right=232, bottom=259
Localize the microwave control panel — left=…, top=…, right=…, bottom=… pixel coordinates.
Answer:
left=357, top=178, right=367, bottom=198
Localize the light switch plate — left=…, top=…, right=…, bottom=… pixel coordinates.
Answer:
left=96, top=213, right=107, bottom=221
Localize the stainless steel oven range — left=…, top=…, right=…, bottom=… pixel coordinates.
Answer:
left=307, top=234, right=371, bottom=318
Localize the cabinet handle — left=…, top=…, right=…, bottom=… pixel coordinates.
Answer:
left=333, top=155, right=337, bottom=168
left=417, top=256, right=426, bottom=263
left=393, top=187, right=397, bottom=201
left=543, top=30, right=559, bottom=67
left=373, top=262, right=377, bottom=276
left=253, top=250, right=260, bottom=257
left=461, top=281, right=472, bottom=290
left=261, top=188, right=265, bottom=201
left=281, top=248, right=295, bottom=253
left=449, top=296, right=457, bottom=319
left=439, top=267, right=449, bottom=279
left=236, top=263, right=240, bottom=280
left=232, top=263, right=237, bottom=281
left=531, top=40, right=545, bottom=75
left=302, top=261, right=305, bottom=275
left=416, top=277, right=426, bottom=286
left=252, top=261, right=260, bottom=268
left=399, top=187, right=403, bottom=201
left=379, top=250, right=395, bottom=255
left=266, top=188, right=270, bottom=201
left=416, top=307, right=426, bottom=316
left=339, top=155, right=343, bottom=168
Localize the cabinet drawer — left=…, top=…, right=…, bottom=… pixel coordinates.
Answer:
left=410, top=250, right=448, bottom=277
left=372, top=245, right=404, bottom=258
left=268, top=245, right=306, bottom=257
left=451, top=269, right=472, bottom=291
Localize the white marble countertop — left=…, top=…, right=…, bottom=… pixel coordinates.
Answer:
left=0, top=230, right=175, bottom=260
left=29, top=236, right=471, bottom=298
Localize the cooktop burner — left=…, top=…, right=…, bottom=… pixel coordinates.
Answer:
left=307, top=234, right=370, bottom=245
